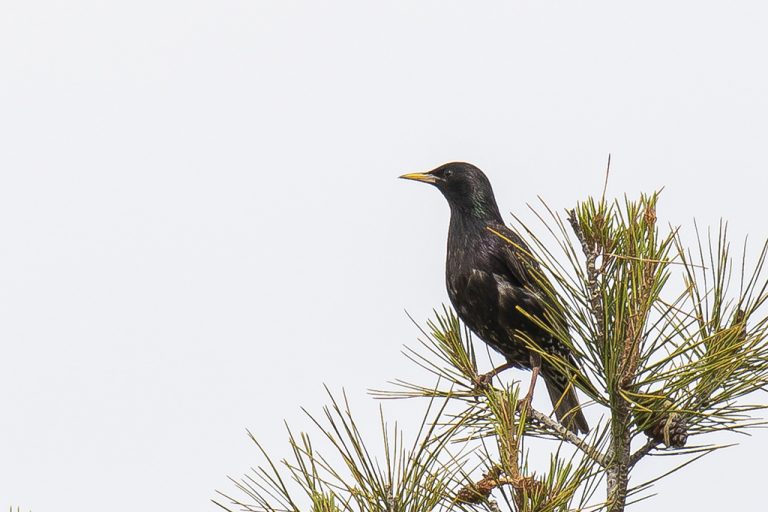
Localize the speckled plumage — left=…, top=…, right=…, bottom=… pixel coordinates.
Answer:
left=401, top=162, right=590, bottom=434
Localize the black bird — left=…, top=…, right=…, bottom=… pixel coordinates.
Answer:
left=400, top=162, right=590, bottom=434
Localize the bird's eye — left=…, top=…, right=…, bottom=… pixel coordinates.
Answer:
left=444, top=169, right=453, bottom=178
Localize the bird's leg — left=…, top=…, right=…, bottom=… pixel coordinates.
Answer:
left=518, top=353, right=542, bottom=414
left=474, top=362, right=514, bottom=389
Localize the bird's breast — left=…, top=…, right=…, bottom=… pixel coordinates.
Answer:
left=446, top=262, right=502, bottom=335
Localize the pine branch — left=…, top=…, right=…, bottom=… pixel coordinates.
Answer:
left=221, top=185, right=768, bottom=512
left=567, top=208, right=606, bottom=349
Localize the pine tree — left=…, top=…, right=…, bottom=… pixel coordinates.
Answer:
left=215, top=179, right=768, bottom=512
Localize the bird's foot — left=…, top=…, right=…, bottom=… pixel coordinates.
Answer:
left=516, top=391, right=535, bottom=414
left=471, top=362, right=514, bottom=393
left=471, top=372, right=495, bottom=393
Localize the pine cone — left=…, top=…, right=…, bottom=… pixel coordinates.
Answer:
left=454, top=467, right=501, bottom=504
left=645, top=411, right=688, bottom=448
left=455, top=481, right=494, bottom=505
left=634, top=395, right=689, bottom=448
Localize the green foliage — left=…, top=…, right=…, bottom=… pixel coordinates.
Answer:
left=214, top=390, right=469, bottom=512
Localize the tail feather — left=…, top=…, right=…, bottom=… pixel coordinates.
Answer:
left=543, top=373, right=589, bottom=435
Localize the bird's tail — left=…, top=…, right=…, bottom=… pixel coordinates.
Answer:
left=543, top=371, right=590, bottom=435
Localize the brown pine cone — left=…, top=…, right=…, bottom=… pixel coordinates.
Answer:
left=645, top=411, right=688, bottom=448
left=454, top=467, right=501, bottom=504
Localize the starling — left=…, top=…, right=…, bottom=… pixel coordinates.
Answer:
left=400, top=162, right=590, bottom=434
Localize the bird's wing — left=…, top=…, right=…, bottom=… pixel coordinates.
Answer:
left=489, top=223, right=600, bottom=399
left=490, top=222, right=570, bottom=340
left=486, top=223, right=539, bottom=288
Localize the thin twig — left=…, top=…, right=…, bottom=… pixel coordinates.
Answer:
left=629, top=439, right=660, bottom=468
left=601, top=154, right=611, bottom=202
left=528, top=407, right=607, bottom=467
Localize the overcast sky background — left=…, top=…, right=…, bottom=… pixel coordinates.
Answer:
left=2, top=1, right=768, bottom=510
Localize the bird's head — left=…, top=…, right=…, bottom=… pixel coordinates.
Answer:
left=399, top=162, right=502, bottom=219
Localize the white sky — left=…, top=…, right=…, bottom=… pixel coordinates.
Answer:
left=2, top=1, right=767, bottom=510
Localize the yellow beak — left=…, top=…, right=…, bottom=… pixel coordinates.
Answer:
left=399, top=172, right=438, bottom=184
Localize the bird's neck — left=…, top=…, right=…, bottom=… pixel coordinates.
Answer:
left=447, top=204, right=504, bottom=247
left=448, top=199, right=503, bottom=227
